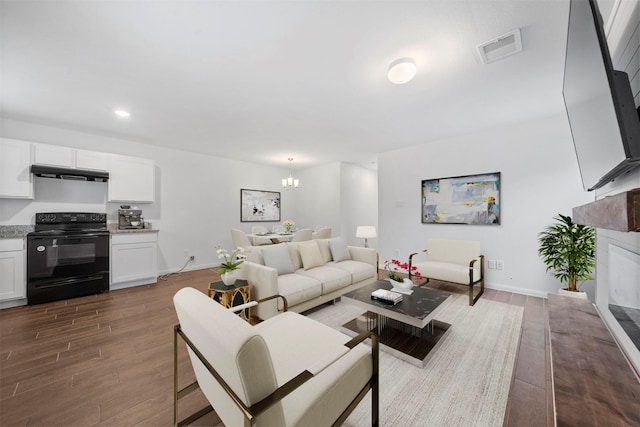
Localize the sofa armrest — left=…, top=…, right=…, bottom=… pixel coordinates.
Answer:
left=347, top=246, right=378, bottom=268
left=238, top=261, right=280, bottom=320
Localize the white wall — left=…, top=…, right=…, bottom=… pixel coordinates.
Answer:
left=378, top=113, right=593, bottom=297
left=341, top=163, right=378, bottom=247
left=293, top=162, right=341, bottom=233
left=293, top=161, right=378, bottom=246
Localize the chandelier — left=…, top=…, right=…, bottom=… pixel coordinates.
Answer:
left=282, top=158, right=299, bottom=190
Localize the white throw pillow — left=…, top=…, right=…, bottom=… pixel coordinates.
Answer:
left=298, top=240, right=324, bottom=270
left=329, top=237, right=351, bottom=262
left=262, top=244, right=295, bottom=275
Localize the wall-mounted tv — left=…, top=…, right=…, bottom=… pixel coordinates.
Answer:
left=563, top=0, right=640, bottom=191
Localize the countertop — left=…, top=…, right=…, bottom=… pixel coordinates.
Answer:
left=0, top=225, right=34, bottom=239
left=0, top=223, right=158, bottom=238
left=107, top=223, right=158, bottom=233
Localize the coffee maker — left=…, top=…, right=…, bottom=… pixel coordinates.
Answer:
left=118, top=207, right=144, bottom=229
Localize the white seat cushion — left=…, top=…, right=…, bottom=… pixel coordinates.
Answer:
left=296, top=265, right=352, bottom=294
left=330, top=260, right=376, bottom=283
left=413, top=260, right=480, bottom=284
left=276, top=273, right=322, bottom=308
left=256, top=311, right=373, bottom=426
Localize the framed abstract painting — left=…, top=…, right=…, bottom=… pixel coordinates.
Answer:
left=421, top=172, right=500, bottom=225
left=240, top=189, right=281, bottom=222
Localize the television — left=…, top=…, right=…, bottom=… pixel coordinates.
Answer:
left=563, top=0, right=640, bottom=191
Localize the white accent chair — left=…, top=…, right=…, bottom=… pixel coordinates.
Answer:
left=290, top=228, right=313, bottom=242
left=231, top=229, right=252, bottom=248
left=251, top=225, right=273, bottom=246
left=409, top=238, right=485, bottom=306
left=173, top=287, right=379, bottom=426
left=311, top=227, right=332, bottom=239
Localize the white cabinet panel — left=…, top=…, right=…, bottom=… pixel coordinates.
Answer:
left=0, top=239, right=26, bottom=301
left=108, top=154, right=155, bottom=203
left=111, top=233, right=158, bottom=288
left=75, top=149, right=109, bottom=171
left=0, top=138, right=33, bottom=199
left=32, top=143, right=74, bottom=167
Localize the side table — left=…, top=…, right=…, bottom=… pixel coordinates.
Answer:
left=208, top=280, right=251, bottom=321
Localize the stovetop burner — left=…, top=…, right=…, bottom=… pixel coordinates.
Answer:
left=31, top=212, right=108, bottom=234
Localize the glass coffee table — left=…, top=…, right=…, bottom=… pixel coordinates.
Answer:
left=341, top=280, right=452, bottom=368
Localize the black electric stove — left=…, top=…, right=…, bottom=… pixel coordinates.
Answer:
left=27, top=212, right=110, bottom=304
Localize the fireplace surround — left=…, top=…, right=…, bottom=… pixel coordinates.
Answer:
left=573, top=188, right=640, bottom=374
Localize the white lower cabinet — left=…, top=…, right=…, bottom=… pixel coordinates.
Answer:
left=110, top=232, right=158, bottom=289
left=0, top=239, right=26, bottom=302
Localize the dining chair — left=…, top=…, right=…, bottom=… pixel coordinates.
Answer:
left=311, top=227, right=331, bottom=239
left=291, top=228, right=313, bottom=242
left=231, top=229, right=252, bottom=248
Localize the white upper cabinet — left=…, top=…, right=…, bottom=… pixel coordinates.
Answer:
left=32, top=143, right=109, bottom=172
left=0, top=138, right=34, bottom=199
left=75, top=149, right=109, bottom=171
left=108, top=154, right=155, bottom=203
left=32, top=143, right=74, bottom=167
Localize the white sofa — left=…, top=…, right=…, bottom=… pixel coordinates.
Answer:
left=409, top=238, right=485, bottom=306
left=239, top=238, right=378, bottom=319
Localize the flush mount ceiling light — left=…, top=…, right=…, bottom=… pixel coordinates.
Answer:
left=282, top=158, right=300, bottom=190
left=387, top=57, right=417, bottom=84
left=113, top=109, right=131, bottom=118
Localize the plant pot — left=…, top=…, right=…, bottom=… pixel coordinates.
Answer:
left=389, top=278, right=413, bottom=294
left=558, top=288, right=588, bottom=300
left=221, top=270, right=238, bottom=286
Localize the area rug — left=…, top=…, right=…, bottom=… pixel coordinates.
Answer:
left=306, top=292, right=524, bottom=426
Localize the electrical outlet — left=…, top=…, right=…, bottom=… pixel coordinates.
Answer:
left=496, top=260, right=504, bottom=270
left=189, top=255, right=195, bottom=261
left=183, top=250, right=189, bottom=257
left=488, top=260, right=496, bottom=269
left=394, top=249, right=400, bottom=258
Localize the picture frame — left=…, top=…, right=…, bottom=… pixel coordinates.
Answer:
left=421, top=172, right=500, bottom=225
left=240, top=189, right=281, bottom=222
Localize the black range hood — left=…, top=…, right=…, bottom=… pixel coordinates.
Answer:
left=30, top=165, right=109, bottom=182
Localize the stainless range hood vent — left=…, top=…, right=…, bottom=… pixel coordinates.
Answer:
left=30, top=165, right=109, bottom=182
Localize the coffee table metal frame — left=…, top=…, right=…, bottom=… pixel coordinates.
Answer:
left=341, top=280, right=452, bottom=368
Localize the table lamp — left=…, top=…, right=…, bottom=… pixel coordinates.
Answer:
left=356, top=226, right=377, bottom=248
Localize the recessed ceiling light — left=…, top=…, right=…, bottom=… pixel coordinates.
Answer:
left=387, top=57, right=417, bottom=84
left=114, top=109, right=131, bottom=118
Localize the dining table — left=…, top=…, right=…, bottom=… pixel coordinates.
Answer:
left=247, top=232, right=295, bottom=244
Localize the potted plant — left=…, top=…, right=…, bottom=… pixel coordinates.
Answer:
left=384, top=259, right=422, bottom=293
left=216, top=246, right=247, bottom=286
left=537, top=214, right=595, bottom=298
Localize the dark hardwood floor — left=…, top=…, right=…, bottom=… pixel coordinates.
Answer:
left=0, top=269, right=551, bottom=426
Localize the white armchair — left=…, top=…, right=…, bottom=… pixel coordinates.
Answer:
left=173, top=287, right=379, bottom=426
left=409, top=238, right=484, bottom=306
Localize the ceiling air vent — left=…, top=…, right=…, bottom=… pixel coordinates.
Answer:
left=476, top=29, right=522, bottom=64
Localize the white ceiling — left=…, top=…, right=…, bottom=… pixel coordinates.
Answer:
left=0, top=0, right=571, bottom=170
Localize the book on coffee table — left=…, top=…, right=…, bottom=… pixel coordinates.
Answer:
left=371, top=289, right=403, bottom=304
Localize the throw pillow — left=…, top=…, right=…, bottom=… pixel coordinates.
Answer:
left=298, top=240, right=324, bottom=270
left=329, top=237, right=351, bottom=262
left=316, top=239, right=333, bottom=264
left=262, top=244, right=295, bottom=275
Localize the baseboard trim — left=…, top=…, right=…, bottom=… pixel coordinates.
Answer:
left=484, top=281, right=549, bottom=299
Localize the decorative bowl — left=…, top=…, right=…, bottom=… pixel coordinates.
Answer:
left=389, top=278, right=413, bottom=293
